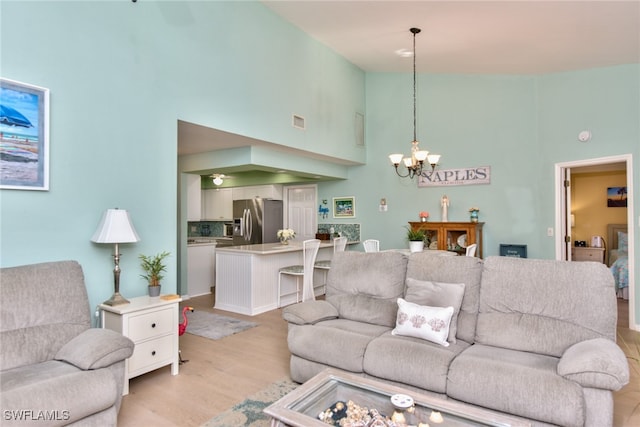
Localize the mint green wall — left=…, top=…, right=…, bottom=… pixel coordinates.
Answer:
left=318, top=65, right=639, bottom=324
left=0, top=1, right=364, bottom=318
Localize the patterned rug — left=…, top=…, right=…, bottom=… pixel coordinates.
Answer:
left=185, top=311, right=257, bottom=340
left=201, top=378, right=298, bottom=427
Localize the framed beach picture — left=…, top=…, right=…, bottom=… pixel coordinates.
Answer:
left=0, top=78, right=50, bottom=190
left=607, top=186, right=627, bottom=207
left=333, top=196, right=355, bottom=218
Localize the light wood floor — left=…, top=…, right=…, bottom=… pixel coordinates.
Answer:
left=117, top=294, right=639, bottom=427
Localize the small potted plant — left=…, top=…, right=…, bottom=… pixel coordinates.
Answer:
left=139, top=251, right=170, bottom=297
left=419, top=211, right=429, bottom=222
left=406, top=226, right=426, bottom=253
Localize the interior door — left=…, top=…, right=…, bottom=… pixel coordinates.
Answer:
left=562, top=167, right=572, bottom=260
left=284, top=185, right=317, bottom=241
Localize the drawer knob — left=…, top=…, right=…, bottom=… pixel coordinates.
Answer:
left=151, top=323, right=156, bottom=328
left=151, top=350, right=156, bottom=356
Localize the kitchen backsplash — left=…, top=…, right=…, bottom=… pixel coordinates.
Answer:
left=189, top=221, right=361, bottom=242
left=188, top=221, right=226, bottom=237
left=318, top=223, right=360, bottom=242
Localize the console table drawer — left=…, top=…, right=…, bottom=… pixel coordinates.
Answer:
left=128, top=334, right=174, bottom=373
left=128, top=307, right=174, bottom=342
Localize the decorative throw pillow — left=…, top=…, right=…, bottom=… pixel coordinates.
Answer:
left=404, top=278, right=465, bottom=343
left=392, top=298, right=453, bottom=347
left=618, top=231, right=628, bottom=253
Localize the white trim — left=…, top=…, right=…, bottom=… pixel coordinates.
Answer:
left=555, top=154, right=637, bottom=331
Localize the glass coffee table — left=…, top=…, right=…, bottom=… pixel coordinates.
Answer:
left=265, top=368, right=530, bottom=426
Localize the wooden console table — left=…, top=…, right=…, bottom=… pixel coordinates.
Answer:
left=409, top=221, right=484, bottom=258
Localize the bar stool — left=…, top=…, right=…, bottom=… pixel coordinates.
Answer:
left=277, top=239, right=321, bottom=307
left=363, top=239, right=380, bottom=252
left=314, top=236, right=347, bottom=294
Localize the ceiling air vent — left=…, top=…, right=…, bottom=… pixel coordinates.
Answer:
left=292, top=114, right=306, bottom=130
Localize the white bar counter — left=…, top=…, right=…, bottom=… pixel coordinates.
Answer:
left=215, top=241, right=351, bottom=315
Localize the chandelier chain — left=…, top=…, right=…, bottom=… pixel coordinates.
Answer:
left=413, top=28, right=417, bottom=143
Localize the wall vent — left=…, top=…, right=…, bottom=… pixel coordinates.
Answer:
left=292, top=114, right=305, bottom=130
left=355, top=112, right=365, bottom=146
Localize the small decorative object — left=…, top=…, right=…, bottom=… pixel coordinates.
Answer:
left=277, top=228, right=296, bottom=245
left=441, top=195, right=449, bottom=222
left=469, top=207, right=480, bottom=223
left=429, top=410, right=444, bottom=423
left=419, top=211, right=429, bottom=222
left=139, top=251, right=170, bottom=297
left=406, top=226, right=425, bottom=253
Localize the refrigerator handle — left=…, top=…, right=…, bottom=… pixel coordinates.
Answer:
left=239, top=213, right=244, bottom=237
left=247, top=209, right=253, bottom=241
left=243, top=209, right=250, bottom=241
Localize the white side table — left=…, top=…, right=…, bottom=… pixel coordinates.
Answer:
left=99, top=295, right=181, bottom=395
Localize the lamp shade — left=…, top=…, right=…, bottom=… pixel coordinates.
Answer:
left=91, top=209, right=140, bottom=244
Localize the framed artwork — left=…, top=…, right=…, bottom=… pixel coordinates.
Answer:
left=333, top=196, right=355, bottom=218
left=0, top=78, right=50, bottom=190
left=499, top=244, right=527, bottom=258
left=607, top=186, right=627, bottom=207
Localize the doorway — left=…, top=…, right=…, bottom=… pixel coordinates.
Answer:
left=555, top=154, right=636, bottom=330
left=283, top=185, right=318, bottom=241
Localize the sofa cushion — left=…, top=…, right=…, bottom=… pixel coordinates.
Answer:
left=287, top=319, right=390, bottom=373
left=476, top=256, right=617, bottom=357
left=326, top=252, right=407, bottom=327
left=1, top=360, right=118, bottom=426
left=447, top=344, right=585, bottom=427
left=392, top=298, right=453, bottom=347
left=364, top=331, right=470, bottom=393
left=404, top=278, right=465, bottom=343
left=406, top=253, right=483, bottom=343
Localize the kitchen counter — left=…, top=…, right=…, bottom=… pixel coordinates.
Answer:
left=215, top=241, right=357, bottom=315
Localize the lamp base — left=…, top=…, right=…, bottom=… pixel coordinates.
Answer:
left=103, top=292, right=130, bottom=306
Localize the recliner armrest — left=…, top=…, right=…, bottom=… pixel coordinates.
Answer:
left=557, top=338, right=629, bottom=391
left=282, top=300, right=339, bottom=325
left=55, top=328, right=134, bottom=370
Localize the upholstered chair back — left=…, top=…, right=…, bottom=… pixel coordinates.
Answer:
left=1, top=261, right=91, bottom=371
left=326, top=251, right=407, bottom=327
left=476, top=256, right=617, bottom=357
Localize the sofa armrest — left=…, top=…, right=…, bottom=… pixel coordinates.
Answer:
left=557, top=338, right=630, bottom=391
left=55, top=328, right=134, bottom=370
left=282, top=300, right=339, bottom=325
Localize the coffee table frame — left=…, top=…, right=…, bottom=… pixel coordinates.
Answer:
left=265, top=368, right=530, bottom=427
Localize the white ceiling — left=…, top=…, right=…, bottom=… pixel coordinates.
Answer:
left=262, top=0, right=640, bottom=74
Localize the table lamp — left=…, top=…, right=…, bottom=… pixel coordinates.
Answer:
left=91, top=208, right=140, bottom=306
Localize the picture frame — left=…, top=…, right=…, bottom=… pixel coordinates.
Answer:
left=607, top=186, right=627, bottom=207
left=499, top=244, right=527, bottom=258
left=0, top=78, right=50, bottom=191
left=333, top=196, right=355, bottom=218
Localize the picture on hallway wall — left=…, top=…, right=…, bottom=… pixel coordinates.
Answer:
left=0, top=78, right=50, bottom=191
left=607, top=187, right=627, bottom=207
left=333, top=196, right=355, bottom=218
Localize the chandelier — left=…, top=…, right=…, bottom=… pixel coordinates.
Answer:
left=389, top=28, right=440, bottom=179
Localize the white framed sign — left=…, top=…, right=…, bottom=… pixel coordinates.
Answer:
left=418, top=166, right=491, bottom=187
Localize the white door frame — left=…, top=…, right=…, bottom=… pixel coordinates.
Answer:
left=554, top=153, right=636, bottom=331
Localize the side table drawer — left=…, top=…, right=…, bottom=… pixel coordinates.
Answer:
left=128, top=334, right=174, bottom=373
left=128, top=307, right=174, bottom=342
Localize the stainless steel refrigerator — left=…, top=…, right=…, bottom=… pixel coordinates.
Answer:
left=232, top=199, right=283, bottom=245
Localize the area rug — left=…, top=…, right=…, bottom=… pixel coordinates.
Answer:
left=185, top=311, right=257, bottom=340
left=201, top=379, right=298, bottom=427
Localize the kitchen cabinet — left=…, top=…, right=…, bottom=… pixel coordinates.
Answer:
left=232, top=184, right=283, bottom=200
left=571, top=246, right=605, bottom=263
left=186, top=174, right=202, bottom=221
left=409, top=221, right=484, bottom=258
left=100, top=295, right=181, bottom=395
left=187, top=243, right=216, bottom=296
left=202, top=188, right=233, bottom=220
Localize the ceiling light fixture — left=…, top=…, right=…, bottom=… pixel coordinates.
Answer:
left=211, top=174, right=225, bottom=186
left=389, top=28, right=441, bottom=180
